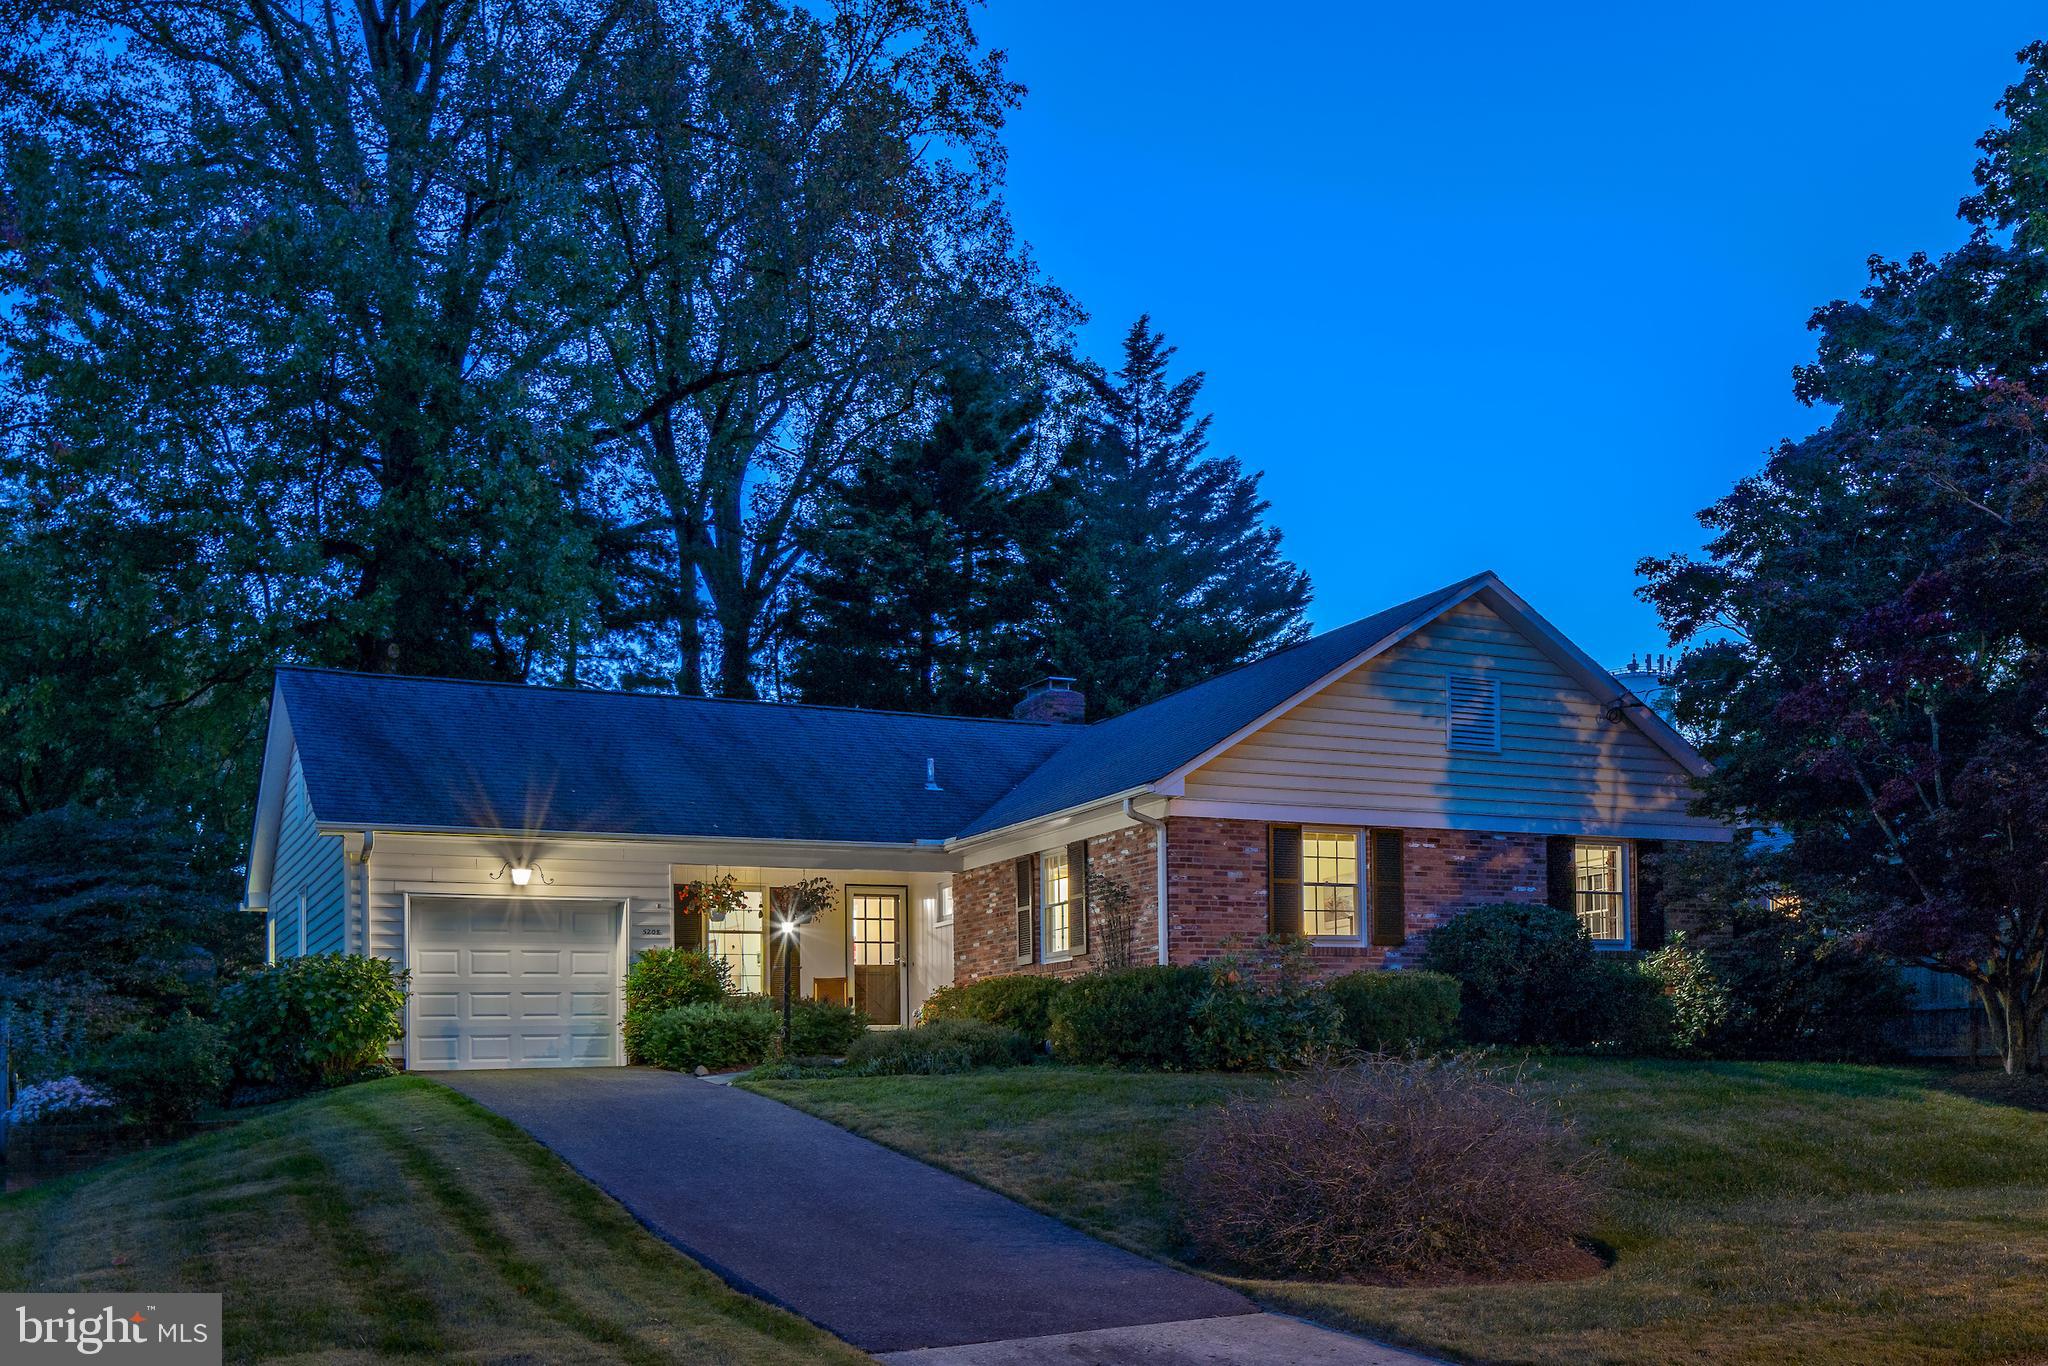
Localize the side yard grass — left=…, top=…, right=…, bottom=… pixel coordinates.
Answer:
left=746, top=1060, right=2048, bottom=1366
left=1, top=1076, right=866, bottom=1365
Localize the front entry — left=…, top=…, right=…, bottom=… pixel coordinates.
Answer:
left=850, top=887, right=906, bottom=1026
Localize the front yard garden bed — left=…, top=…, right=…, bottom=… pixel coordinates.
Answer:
left=744, top=1059, right=2048, bottom=1365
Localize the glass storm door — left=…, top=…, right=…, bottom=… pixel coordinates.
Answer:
left=851, top=889, right=905, bottom=1026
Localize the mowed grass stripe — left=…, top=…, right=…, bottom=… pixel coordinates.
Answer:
left=1, top=1077, right=865, bottom=1364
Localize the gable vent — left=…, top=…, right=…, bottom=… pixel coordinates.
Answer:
left=1446, top=672, right=1501, bottom=752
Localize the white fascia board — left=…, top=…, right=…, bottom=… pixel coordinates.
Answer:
left=326, top=825, right=965, bottom=874
left=1151, top=574, right=1497, bottom=797
left=1165, top=797, right=1734, bottom=843
left=242, top=683, right=295, bottom=909
left=943, top=792, right=1164, bottom=867
left=940, top=788, right=1155, bottom=859
left=1472, top=580, right=1713, bottom=780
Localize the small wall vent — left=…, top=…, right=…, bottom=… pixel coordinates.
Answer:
left=1446, top=672, right=1501, bottom=752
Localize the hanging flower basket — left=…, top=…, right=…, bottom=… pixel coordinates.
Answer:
left=678, top=874, right=748, bottom=926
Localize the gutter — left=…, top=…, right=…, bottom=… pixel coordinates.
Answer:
left=1122, top=797, right=1169, bottom=966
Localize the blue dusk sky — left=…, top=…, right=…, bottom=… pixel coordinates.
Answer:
left=977, top=3, right=2043, bottom=666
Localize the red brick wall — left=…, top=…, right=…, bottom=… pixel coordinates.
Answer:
left=952, top=824, right=1158, bottom=984
left=955, top=817, right=1549, bottom=984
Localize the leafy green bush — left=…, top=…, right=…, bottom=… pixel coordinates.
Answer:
left=219, top=953, right=409, bottom=1089
left=1326, top=970, right=1462, bottom=1053
left=639, top=1001, right=778, bottom=1072
left=1644, top=919, right=1908, bottom=1060
left=845, top=1018, right=1035, bottom=1075
left=771, top=998, right=868, bottom=1056
left=1421, top=903, right=1670, bottom=1053
left=622, top=949, right=731, bottom=1063
left=1187, top=946, right=1342, bottom=1071
left=918, top=974, right=1066, bottom=1043
left=1048, top=965, right=1210, bottom=1068
left=81, top=1011, right=229, bottom=1123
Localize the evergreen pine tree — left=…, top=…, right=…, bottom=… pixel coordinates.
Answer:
left=786, top=370, right=1056, bottom=715
left=1047, top=317, right=1311, bottom=715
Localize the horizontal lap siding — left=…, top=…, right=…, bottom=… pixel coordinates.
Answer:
left=365, top=838, right=675, bottom=967
left=1183, top=600, right=1721, bottom=838
left=272, top=748, right=347, bottom=957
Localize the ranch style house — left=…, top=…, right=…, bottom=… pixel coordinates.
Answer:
left=242, top=571, right=1729, bottom=1070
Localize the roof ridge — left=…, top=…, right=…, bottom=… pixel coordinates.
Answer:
left=275, top=665, right=1070, bottom=728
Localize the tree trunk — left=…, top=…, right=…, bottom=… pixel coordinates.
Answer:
left=1978, top=980, right=2045, bottom=1075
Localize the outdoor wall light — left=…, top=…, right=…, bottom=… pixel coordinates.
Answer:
left=490, top=861, right=553, bottom=887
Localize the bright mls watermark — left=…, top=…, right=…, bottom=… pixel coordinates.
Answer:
left=6, top=1294, right=220, bottom=1363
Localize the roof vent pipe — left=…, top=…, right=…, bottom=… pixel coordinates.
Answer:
left=925, top=757, right=942, bottom=792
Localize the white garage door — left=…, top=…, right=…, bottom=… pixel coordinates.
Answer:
left=409, top=897, right=622, bottom=1070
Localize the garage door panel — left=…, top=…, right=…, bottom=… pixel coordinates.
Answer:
left=409, top=898, right=620, bottom=1071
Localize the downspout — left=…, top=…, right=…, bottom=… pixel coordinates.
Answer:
left=1123, top=798, right=1169, bottom=966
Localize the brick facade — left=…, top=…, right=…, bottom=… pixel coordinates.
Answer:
left=952, top=823, right=1159, bottom=983
left=954, top=815, right=1549, bottom=984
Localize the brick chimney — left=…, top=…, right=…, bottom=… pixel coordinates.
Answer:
left=1013, top=675, right=1085, bottom=723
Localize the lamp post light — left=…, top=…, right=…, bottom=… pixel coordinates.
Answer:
left=774, top=915, right=800, bottom=1052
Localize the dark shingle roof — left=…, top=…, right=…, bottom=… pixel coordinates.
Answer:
left=278, top=670, right=1079, bottom=844
left=278, top=575, right=1488, bottom=845
left=951, top=576, right=1485, bottom=837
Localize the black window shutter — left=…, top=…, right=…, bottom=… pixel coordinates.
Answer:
left=1545, top=836, right=1577, bottom=917
left=1633, top=840, right=1666, bottom=951
left=1369, top=829, right=1406, bottom=947
left=1269, top=825, right=1303, bottom=937
left=1014, top=856, right=1035, bottom=964
left=673, top=884, right=704, bottom=952
left=1068, top=839, right=1089, bottom=954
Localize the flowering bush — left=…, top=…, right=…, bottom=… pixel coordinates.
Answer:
left=7, top=1076, right=116, bottom=1127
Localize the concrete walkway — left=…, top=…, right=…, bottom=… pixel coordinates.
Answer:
left=438, top=1069, right=1432, bottom=1362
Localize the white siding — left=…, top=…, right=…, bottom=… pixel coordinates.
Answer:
left=363, top=838, right=954, bottom=1021
left=1181, top=599, right=1724, bottom=839
left=271, top=748, right=348, bottom=956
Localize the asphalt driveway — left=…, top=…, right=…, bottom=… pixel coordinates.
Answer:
left=437, top=1067, right=1257, bottom=1354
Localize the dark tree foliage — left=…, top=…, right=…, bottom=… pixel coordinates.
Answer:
left=1047, top=319, right=1311, bottom=716
left=0, top=806, right=259, bottom=1019
left=1640, top=44, right=2048, bottom=1072
left=785, top=369, right=1058, bottom=715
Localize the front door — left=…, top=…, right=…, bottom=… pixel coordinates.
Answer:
left=850, top=888, right=905, bottom=1026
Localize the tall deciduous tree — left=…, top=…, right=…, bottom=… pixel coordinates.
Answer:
left=1641, top=44, right=2048, bottom=1073
left=582, top=0, right=1070, bottom=697
left=784, top=368, right=1055, bottom=715
left=1046, top=318, right=1310, bottom=716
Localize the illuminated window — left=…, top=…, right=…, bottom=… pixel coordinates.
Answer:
left=852, top=892, right=898, bottom=966
left=1041, top=850, right=1072, bottom=956
left=1303, top=831, right=1359, bottom=939
left=707, top=888, right=766, bottom=993
left=1573, top=842, right=1628, bottom=942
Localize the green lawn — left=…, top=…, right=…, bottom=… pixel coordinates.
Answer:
left=1, top=1077, right=866, bottom=1365
left=745, top=1060, right=2048, bottom=1366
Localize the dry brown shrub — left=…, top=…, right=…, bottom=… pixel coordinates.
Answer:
left=1172, top=1054, right=1604, bottom=1281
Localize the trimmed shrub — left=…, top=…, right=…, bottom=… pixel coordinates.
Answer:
left=219, top=953, right=408, bottom=1090
left=845, top=1018, right=1035, bottom=1075
left=639, top=1001, right=777, bottom=1072
left=1048, top=965, right=1209, bottom=1068
left=918, top=975, right=1066, bottom=1043
left=82, top=1012, right=229, bottom=1123
left=1421, top=902, right=1670, bottom=1052
left=775, top=998, right=869, bottom=1057
left=622, top=949, right=732, bottom=1063
left=1326, top=970, right=1462, bottom=1053
left=1187, top=947, right=1343, bottom=1071
left=1173, top=1056, right=1603, bottom=1280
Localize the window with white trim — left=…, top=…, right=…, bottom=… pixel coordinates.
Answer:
left=1302, top=830, right=1359, bottom=939
left=936, top=884, right=954, bottom=925
left=1040, top=849, right=1073, bottom=957
left=1573, top=841, right=1628, bottom=943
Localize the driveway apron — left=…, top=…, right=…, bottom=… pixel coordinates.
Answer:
left=436, top=1068, right=1256, bottom=1353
